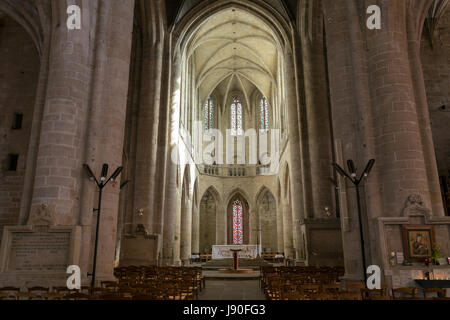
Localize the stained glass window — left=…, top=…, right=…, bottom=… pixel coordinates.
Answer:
left=233, top=200, right=243, bottom=244
left=260, top=97, right=269, bottom=133
left=231, top=97, right=243, bottom=136
left=204, top=98, right=214, bottom=131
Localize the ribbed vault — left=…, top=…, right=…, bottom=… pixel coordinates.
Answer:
left=186, top=8, right=280, bottom=107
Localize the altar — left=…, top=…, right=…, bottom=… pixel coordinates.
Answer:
left=212, top=245, right=260, bottom=260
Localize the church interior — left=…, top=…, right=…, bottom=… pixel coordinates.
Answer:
left=0, top=0, right=449, bottom=301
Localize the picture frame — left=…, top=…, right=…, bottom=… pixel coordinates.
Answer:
left=402, top=225, right=435, bottom=262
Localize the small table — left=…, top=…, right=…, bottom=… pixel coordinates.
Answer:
left=415, top=280, right=450, bottom=289
left=415, top=280, right=450, bottom=298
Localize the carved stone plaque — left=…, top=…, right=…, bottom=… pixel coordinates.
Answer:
left=8, top=230, right=70, bottom=272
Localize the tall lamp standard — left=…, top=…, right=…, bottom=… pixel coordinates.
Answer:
left=332, top=159, right=375, bottom=283
left=83, top=163, right=124, bottom=288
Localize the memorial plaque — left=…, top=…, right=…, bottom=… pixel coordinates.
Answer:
left=7, top=230, right=71, bottom=272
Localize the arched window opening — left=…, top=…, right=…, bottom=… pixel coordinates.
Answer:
left=231, top=97, right=243, bottom=136
left=259, top=97, right=269, bottom=133
left=204, top=97, right=214, bottom=131
left=233, top=200, right=243, bottom=244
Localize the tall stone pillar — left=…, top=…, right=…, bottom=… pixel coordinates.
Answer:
left=284, top=51, right=306, bottom=263
left=80, top=1, right=135, bottom=282
left=180, top=197, right=192, bottom=264
left=365, top=1, right=434, bottom=216
left=216, top=203, right=226, bottom=245
left=249, top=209, right=258, bottom=245
left=323, top=0, right=380, bottom=279
left=282, top=202, right=294, bottom=259
left=405, top=2, right=445, bottom=217
left=299, top=2, right=335, bottom=218
left=26, top=1, right=135, bottom=284
left=276, top=200, right=284, bottom=253
left=191, top=202, right=200, bottom=253
left=162, top=50, right=182, bottom=265
left=134, top=0, right=167, bottom=231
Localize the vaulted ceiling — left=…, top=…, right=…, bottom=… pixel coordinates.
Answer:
left=188, top=8, right=279, bottom=108
left=166, top=0, right=297, bottom=27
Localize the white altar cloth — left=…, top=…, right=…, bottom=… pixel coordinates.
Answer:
left=212, top=245, right=260, bottom=259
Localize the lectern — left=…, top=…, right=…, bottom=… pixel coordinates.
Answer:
left=230, top=249, right=242, bottom=270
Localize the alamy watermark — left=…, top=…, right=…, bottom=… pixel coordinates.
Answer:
left=66, top=5, right=381, bottom=31
left=171, top=121, right=281, bottom=168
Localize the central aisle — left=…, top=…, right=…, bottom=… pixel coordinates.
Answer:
left=198, top=279, right=266, bottom=300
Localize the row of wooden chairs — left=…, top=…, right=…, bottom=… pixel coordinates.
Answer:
left=113, top=266, right=204, bottom=300
left=261, top=266, right=345, bottom=291
left=0, top=266, right=205, bottom=300
left=265, top=279, right=450, bottom=301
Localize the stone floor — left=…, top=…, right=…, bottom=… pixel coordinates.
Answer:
left=198, top=279, right=267, bottom=300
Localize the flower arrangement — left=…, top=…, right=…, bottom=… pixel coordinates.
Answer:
left=431, top=243, right=443, bottom=265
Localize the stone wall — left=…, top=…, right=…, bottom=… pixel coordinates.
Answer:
left=421, top=10, right=450, bottom=178
left=199, top=191, right=216, bottom=254
left=258, top=191, right=277, bottom=253
left=0, top=15, right=39, bottom=239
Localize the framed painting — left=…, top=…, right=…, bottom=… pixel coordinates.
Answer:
left=402, top=225, right=435, bottom=262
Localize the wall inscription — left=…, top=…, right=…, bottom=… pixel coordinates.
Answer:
left=7, top=231, right=70, bottom=272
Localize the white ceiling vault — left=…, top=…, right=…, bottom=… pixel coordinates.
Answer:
left=186, top=8, right=280, bottom=109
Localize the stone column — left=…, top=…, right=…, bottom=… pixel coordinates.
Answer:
left=29, top=1, right=135, bottom=283
left=282, top=202, right=294, bottom=259
left=284, top=50, right=306, bottom=262
left=180, top=197, right=192, bottom=264
left=216, top=205, right=226, bottom=245
left=191, top=202, right=200, bottom=253
left=405, top=3, right=445, bottom=217
left=31, top=3, right=93, bottom=226
left=249, top=209, right=258, bottom=245
left=134, top=0, right=167, bottom=230
left=299, top=2, right=335, bottom=218
left=80, top=1, right=135, bottom=282
left=365, top=1, right=434, bottom=216
left=276, top=200, right=284, bottom=253
left=162, top=50, right=182, bottom=265
left=323, top=0, right=381, bottom=279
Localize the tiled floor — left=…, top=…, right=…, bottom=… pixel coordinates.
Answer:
left=198, top=279, right=267, bottom=300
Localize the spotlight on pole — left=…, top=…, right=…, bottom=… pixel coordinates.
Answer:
left=332, top=159, right=376, bottom=284
left=83, top=163, right=125, bottom=289
left=362, top=159, right=376, bottom=178
left=110, top=166, right=123, bottom=181
left=83, top=164, right=97, bottom=183
left=347, top=160, right=357, bottom=178
left=101, top=164, right=109, bottom=182
left=332, top=163, right=352, bottom=180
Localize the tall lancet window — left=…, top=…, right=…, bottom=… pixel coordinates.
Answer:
left=259, top=97, right=269, bottom=133
left=233, top=200, right=243, bottom=244
left=204, top=98, right=214, bottom=131
left=231, top=97, right=243, bottom=136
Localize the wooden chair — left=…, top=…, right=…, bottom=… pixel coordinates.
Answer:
left=101, top=281, right=118, bottom=291
left=63, top=292, right=92, bottom=300
left=300, top=284, right=321, bottom=300
left=0, top=287, right=20, bottom=300
left=361, top=287, right=389, bottom=300
left=345, top=281, right=366, bottom=293
left=392, top=287, right=418, bottom=300
left=44, top=292, right=64, bottom=300
left=0, top=292, right=18, bottom=300
left=28, top=287, right=50, bottom=300
left=338, top=292, right=362, bottom=300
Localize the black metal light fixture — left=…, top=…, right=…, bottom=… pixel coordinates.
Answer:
left=83, top=163, right=123, bottom=288
left=332, top=159, right=375, bottom=283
